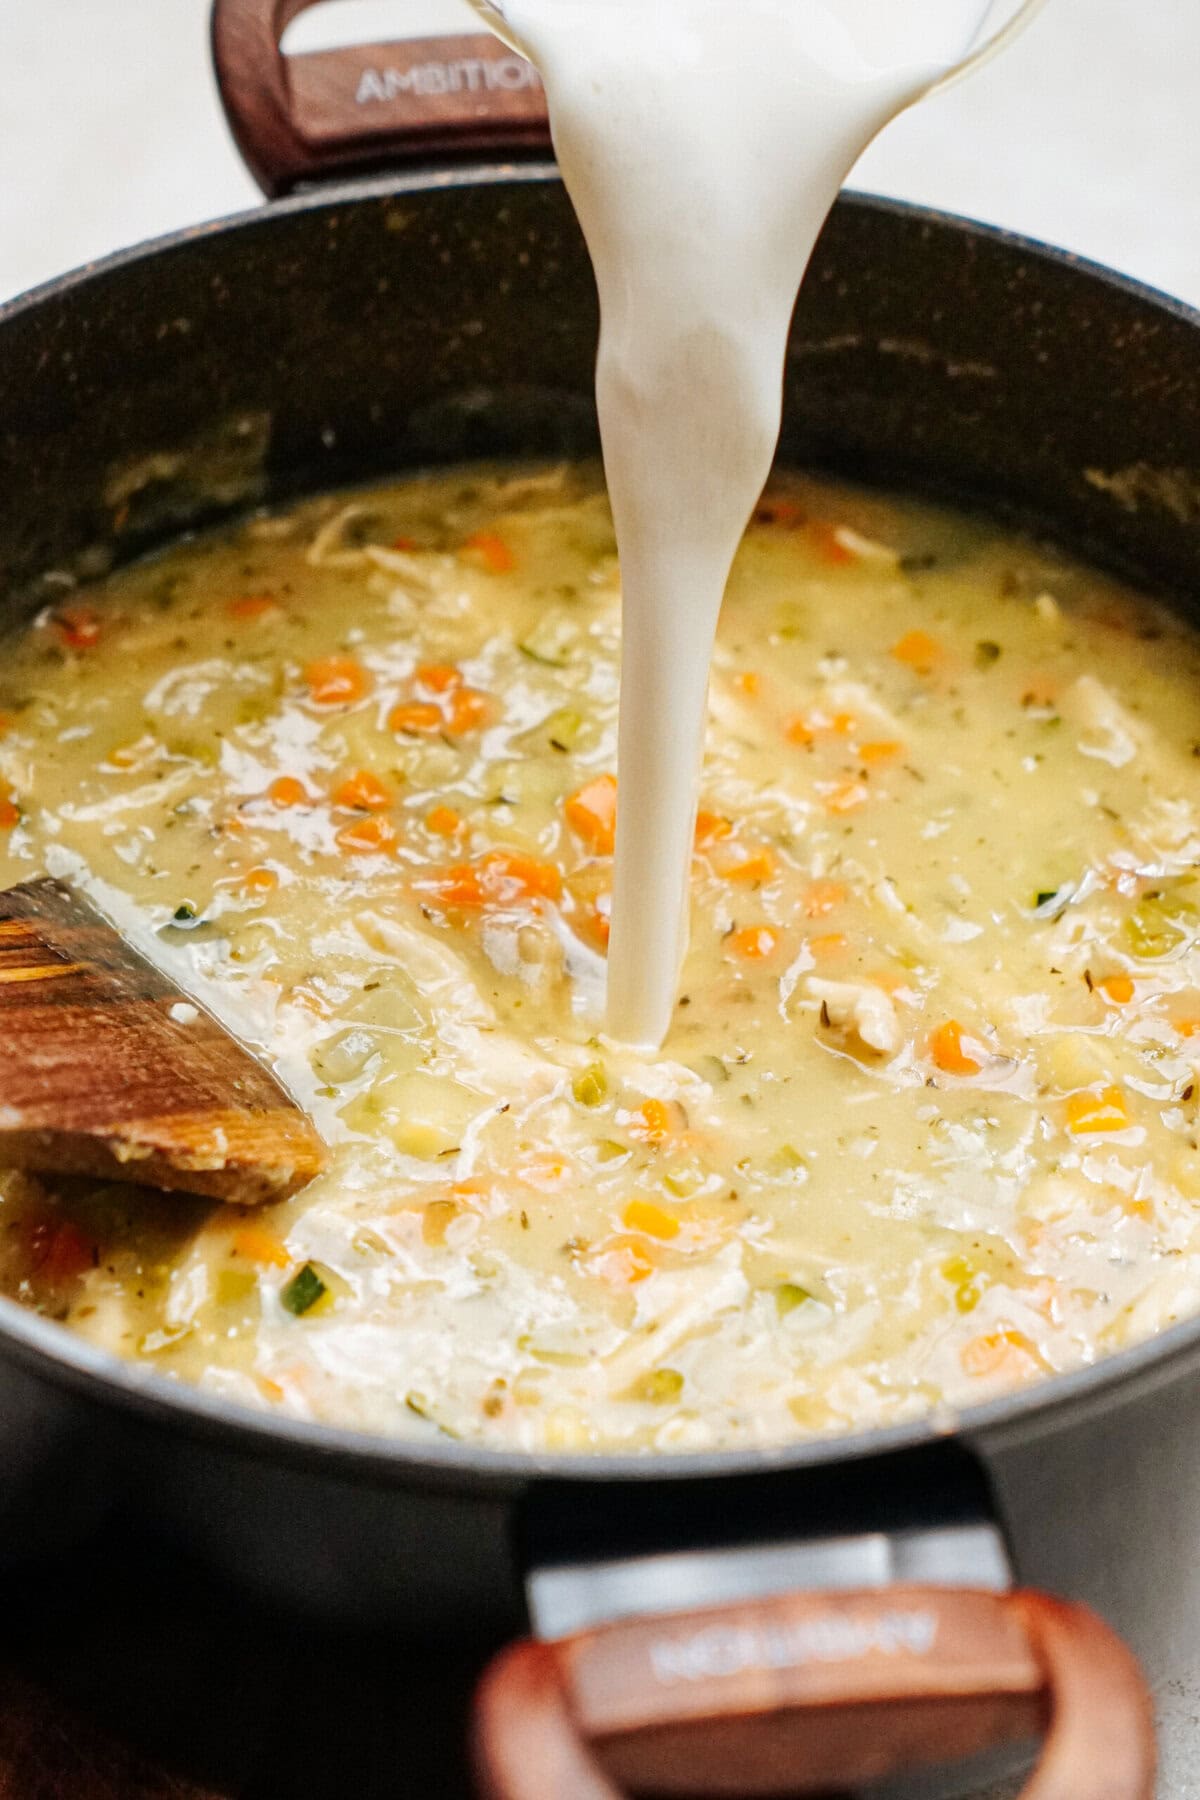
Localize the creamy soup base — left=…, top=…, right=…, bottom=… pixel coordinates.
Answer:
left=3, top=463, right=1200, bottom=1452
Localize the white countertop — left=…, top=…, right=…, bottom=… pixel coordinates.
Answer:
left=2, top=0, right=1198, bottom=309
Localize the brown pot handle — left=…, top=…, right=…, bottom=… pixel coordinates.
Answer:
left=211, top=0, right=551, bottom=196
left=472, top=1586, right=1155, bottom=1798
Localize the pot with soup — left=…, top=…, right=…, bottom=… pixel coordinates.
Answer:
left=0, top=1, right=1195, bottom=1793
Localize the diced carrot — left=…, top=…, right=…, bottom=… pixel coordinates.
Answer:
left=735, top=672, right=761, bottom=697
left=392, top=534, right=418, bottom=551
left=1176, top=1018, right=1200, bottom=1038
left=446, top=687, right=493, bottom=735
left=930, top=1020, right=983, bottom=1077
left=267, top=776, right=311, bottom=809
left=227, top=593, right=279, bottom=619
left=429, top=850, right=562, bottom=911
left=622, top=1198, right=681, bottom=1240
left=716, top=847, right=777, bottom=885
left=755, top=496, right=805, bottom=528
left=565, top=774, right=618, bottom=856
left=587, top=899, right=612, bottom=948
left=426, top=805, right=464, bottom=837
left=517, top=1155, right=569, bottom=1192
left=808, top=932, right=848, bottom=959
left=694, top=810, right=733, bottom=847
left=242, top=865, right=279, bottom=897
left=629, top=1099, right=684, bottom=1145
left=304, top=655, right=372, bottom=707
left=53, top=606, right=103, bottom=651
left=233, top=1227, right=290, bottom=1268
left=0, top=714, right=14, bottom=737
left=784, top=716, right=815, bottom=747
left=0, top=788, right=19, bottom=830
left=462, top=529, right=515, bottom=574
left=961, top=1329, right=1040, bottom=1380
left=858, top=740, right=903, bottom=764
left=1066, top=1086, right=1131, bottom=1134
left=891, top=630, right=942, bottom=674
left=1098, top=974, right=1135, bottom=1005
left=728, top=925, right=782, bottom=961
left=334, top=769, right=393, bottom=812
left=807, top=522, right=855, bottom=566
left=336, top=815, right=399, bottom=856
left=388, top=701, right=445, bottom=735
left=416, top=663, right=463, bottom=694
left=803, top=880, right=846, bottom=918
left=258, top=1377, right=286, bottom=1404
left=591, top=1235, right=658, bottom=1285
left=830, top=712, right=857, bottom=736
left=824, top=780, right=869, bottom=815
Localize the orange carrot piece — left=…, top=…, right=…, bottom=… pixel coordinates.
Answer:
left=565, top=774, right=618, bottom=856
left=242, top=865, right=279, bottom=897
left=415, top=663, right=463, bottom=694
left=463, top=529, right=516, bottom=574
left=803, top=880, right=847, bottom=918
left=0, top=788, right=19, bottom=830
left=735, top=672, right=761, bottom=697
left=930, top=1020, right=983, bottom=1077
left=233, top=1227, right=290, bottom=1268
left=304, top=655, right=372, bottom=707
left=392, top=534, right=418, bottom=551
left=426, top=805, right=464, bottom=837
left=622, top=1198, right=681, bottom=1240
left=807, top=522, right=855, bottom=566
left=629, top=1099, right=685, bottom=1145
left=1066, top=1086, right=1131, bottom=1134
left=1098, top=974, right=1135, bottom=1005
left=961, top=1329, right=1040, bottom=1380
left=858, top=740, right=903, bottom=764
left=717, top=847, right=777, bottom=885
left=728, top=925, right=782, bottom=961
left=808, top=932, right=848, bottom=959
left=694, top=810, right=733, bottom=847
left=388, top=701, right=444, bottom=735
left=429, top=850, right=562, bottom=910
left=891, top=630, right=942, bottom=674
left=334, top=769, right=393, bottom=812
left=824, top=780, right=870, bottom=815
left=336, top=815, right=399, bottom=856
left=267, top=776, right=311, bottom=809
left=784, top=716, right=815, bottom=747
left=446, top=687, right=493, bottom=735
left=592, top=1235, right=658, bottom=1285
left=227, top=594, right=279, bottom=620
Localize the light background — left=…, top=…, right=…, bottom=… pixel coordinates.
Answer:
left=0, top=0, right=1198, bottom=309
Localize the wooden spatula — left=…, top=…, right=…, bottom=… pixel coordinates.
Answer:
left=0, top=878, right=326, bottom=1206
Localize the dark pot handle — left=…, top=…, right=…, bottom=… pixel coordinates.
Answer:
left=211, top=0, right=551, bottom=197
left=473, top=1586, right=1155, bottom=1798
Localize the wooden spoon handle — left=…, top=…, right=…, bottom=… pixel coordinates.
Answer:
left=0, top=879, right=326, bottom=1206
left=211, top=0, right=551, bottom=197
left=473, top=1586, right=1155, bottom=1798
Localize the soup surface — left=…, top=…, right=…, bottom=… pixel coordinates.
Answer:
left=3, top=463, right=1200, bottom=1452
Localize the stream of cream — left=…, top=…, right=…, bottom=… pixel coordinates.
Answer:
left=470, top=0, right=1032, bottom=1047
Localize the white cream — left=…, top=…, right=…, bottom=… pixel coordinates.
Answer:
left=471, top=0, right=1036, bottom=1046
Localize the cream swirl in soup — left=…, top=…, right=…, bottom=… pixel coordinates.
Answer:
left=2, top=465, right=1200, bottom=1452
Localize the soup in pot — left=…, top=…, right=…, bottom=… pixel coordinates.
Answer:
left=2, top=462, right=1200, bottom=1453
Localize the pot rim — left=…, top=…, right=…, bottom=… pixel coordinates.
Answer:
left=4, top=167, right=1200, bottom=1494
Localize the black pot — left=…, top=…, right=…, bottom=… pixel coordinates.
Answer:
left=0, top=5, right=1197, bottom=1794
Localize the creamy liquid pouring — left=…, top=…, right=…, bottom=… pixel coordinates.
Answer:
left=471, top=0, right=1031, bottom=1047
